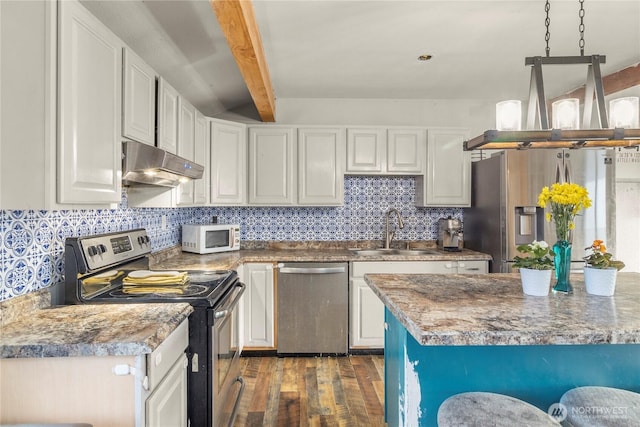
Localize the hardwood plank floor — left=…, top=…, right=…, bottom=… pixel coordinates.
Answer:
left=233, top=355, right=386, bottom=427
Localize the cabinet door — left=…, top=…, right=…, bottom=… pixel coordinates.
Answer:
left=387, top=129, right=425, bottom=174
left=297, top=127, right=345, bottom=205
left=146, top=354, right=188, bottom=427
left=242, top=263, right=275, bottom=349
left=346, top=128, right=385, bottom=173
left=350, top=278, right=385, bottom=348
left=157, top=77, right=179, bottom=154
left=418, top=128, right=471, bottom=207
left=193, top=111, right=208, bottom=205
left=248, top=127, right=296, bottom=205
left=58, top=0, right=122, bottom=204
left=122, top=48, right=156, bottom=146
left=210, top=120, right=247, bottom=205
left=176, top=99, right=196, bottom=206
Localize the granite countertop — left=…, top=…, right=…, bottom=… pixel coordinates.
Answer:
left=0, top=289, right=193, bottom=358
left=151, top=245, right=491, bottom=271
left=364, top=272, right=640, bottom=346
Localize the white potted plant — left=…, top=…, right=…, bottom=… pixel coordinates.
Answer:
left=583, top=240, right=625, bottom=296
left=513, top=241, right=555, bottom=296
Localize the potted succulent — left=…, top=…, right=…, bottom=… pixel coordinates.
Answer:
left=513, top=240, right=555, bottom=296
left=583, top=240, right=625, bottom=296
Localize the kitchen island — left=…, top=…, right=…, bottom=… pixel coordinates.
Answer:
left=364, top=272, right=640, bottom=426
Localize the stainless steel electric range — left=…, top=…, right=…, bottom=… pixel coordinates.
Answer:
left=64, top=228, right=245, bottom=427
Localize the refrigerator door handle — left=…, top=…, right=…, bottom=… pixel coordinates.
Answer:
left=555, top=155, right=573, bottom=184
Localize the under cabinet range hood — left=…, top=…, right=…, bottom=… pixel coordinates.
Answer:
left=122, top=141, right=204, bottom=187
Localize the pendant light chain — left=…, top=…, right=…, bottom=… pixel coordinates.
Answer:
left=578, top=0, right=586, bottom=55
left=544, top=0, right=551, bottom=57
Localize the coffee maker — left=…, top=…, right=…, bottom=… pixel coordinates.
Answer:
left=438, top=217, right=463, bottom=251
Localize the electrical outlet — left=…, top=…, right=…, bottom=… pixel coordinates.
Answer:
left=161, top=214, right=167, bottom=230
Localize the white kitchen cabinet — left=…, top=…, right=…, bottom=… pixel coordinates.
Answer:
left=146, top=354, right=188, bottom=427
left=346, top=128, right=386, bottom=173
left=241, top=263, right=276, bottom=349
left=210, top=119, right=247, bottom=205
left=0, top=320, right=189, bottom=427
left=157, top=77, right=180, bottom=154
left=387, top=128, right=426, bottom=173
left=345, top=127, right=425, bottom=175
left=349, top=260, right=487, bottom=349
left=122, top=47, right=157, bottom=146
left=193, top=111, right=209, bottom=206
left=176, top=99, right=196, bottom=206
left=416, top=128, right=471, bottom=207
left=248, top=126, right=296, bottom=206
left=58, top=0, right=123, bottom=205
left=297, top=127, right=346, bottom=205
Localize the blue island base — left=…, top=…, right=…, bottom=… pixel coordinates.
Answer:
left=384, top=309, right=640, bottom=426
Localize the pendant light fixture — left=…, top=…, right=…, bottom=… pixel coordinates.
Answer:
left=464, top=0, right=640, bottom=151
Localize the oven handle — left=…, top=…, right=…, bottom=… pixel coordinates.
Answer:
left=227, top=376, right=245, bottom=427
left=214, top=282, right=245, bottom=320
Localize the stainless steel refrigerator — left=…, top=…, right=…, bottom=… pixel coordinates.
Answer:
left=464, top=149, right=615, bottom=273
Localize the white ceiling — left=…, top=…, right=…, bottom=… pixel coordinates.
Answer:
left=82, top=0, right=640, bottom=119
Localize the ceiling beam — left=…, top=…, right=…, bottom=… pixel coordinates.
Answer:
left=211, top=0, right=276, bottom=122
left=550, top=63, right=640, bottom=104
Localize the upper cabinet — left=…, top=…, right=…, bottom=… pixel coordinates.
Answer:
left=248, top=126, right=297, bottom=205
left=416, top=128, right=471, bottom=207
left=210, top=119, right=247, bottom=205
left=194, top=111, right=209, bottom=206
left=57, top=0, right=123, bottom=205
left=176, top=99, right=197, bottom=206
left=346, top=127, right=425, bottom=175
left=122, top=48, right=157, bottom=146
left=297, top=127, right=345, bottom=205
left=157, top=77, right=180, bottom=154
left=248, top=126, right=345, bottom=206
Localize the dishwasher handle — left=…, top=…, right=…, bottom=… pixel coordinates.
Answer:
left=277, top=265, right=346, bottom=274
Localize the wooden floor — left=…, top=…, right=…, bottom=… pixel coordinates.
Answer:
left=233, top=355, right=386, bottom=427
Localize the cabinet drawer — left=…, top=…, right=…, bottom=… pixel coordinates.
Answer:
left=147, top=319, right=188, bottom=391
left=351, top=261, right=448, bottom=277
left=456, top=260, right=488, bottom=274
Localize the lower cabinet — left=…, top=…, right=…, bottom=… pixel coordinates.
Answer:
left=240, top=263, right=276, bottom=349
left=0, top=320, right=189, bottom=427
left=349, top=261, right=487, bottom=349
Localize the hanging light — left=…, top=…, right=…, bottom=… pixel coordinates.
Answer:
left=552, top=98, right=580, bottom=130
left=466, top=0, right=640, bottom=151
left=610, top=97, right=639, bottom=129
left=496, top=100, right=522, bottom=131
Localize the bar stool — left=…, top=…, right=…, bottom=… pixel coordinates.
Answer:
left=560, top=386, right=640, bottom=427
left=438, top=392, right=560, bottom=426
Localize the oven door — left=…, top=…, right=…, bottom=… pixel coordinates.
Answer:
left=211, top=281, right=245, bottom=427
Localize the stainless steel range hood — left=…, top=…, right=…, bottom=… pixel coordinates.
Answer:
left=122, top=141, right=204, bottom=187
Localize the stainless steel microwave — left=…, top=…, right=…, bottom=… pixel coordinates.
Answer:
left=181, top=224, right=240, bottom=254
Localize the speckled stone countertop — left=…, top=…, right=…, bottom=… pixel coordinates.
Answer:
left=364, top=272, right=640, bottom=346
left=0, top=289, right=192, bottom=358
left=151, top=242, right=491, bottom=271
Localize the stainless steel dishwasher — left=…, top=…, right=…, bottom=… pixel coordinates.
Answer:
left=276, top=262, right=348, bottom=355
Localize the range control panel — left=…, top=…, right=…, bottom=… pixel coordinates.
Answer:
left=78, top=229, right=151, bottom=272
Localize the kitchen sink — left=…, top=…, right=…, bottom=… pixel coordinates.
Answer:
left=349, top=248, right=439, bottom=256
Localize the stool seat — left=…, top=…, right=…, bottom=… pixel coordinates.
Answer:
left=560, top=386, right=640, bottom=427
left=438, top=392, right=560, bottom=426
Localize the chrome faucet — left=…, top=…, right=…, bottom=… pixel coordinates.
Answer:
left=384, top=208, right=405, bottom=249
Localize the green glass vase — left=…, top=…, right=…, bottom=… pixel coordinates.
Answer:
left=552, top=239, right=572, bottom=293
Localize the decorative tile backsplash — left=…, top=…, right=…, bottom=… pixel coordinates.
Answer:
left=0, top=176, right=462, bottom=301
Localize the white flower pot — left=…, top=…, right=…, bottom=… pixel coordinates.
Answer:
left=520, top=268, right=552, bottom=296
left=584, top=266, right=618, bottom=296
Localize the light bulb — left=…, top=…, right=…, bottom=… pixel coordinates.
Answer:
left=609, top=97, right=639, bottom=128
left=552, top=98, right=580, bottom=130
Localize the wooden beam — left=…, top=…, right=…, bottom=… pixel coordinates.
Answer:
left=211, top=0, right=276, bottom=122
left=550, top=63, right=640, bottom=103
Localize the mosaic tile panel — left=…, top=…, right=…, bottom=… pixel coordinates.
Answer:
left=0, top=176, right=462, bottom=301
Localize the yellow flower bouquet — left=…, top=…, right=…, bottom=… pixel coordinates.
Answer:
left=537, top=182, right=592, bottom=241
